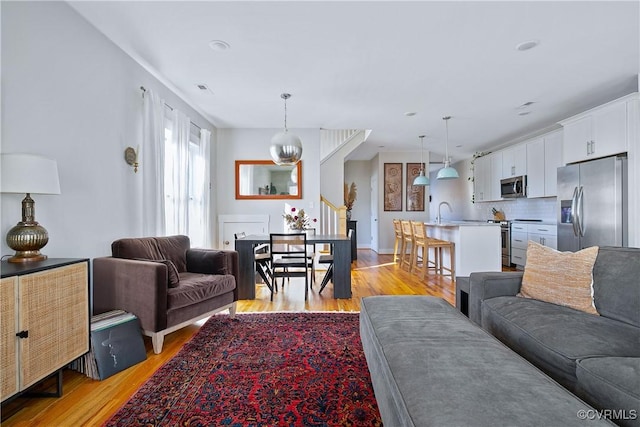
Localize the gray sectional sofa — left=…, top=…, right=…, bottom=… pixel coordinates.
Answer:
left=468, top=246, right=640, bottom=427
left=360, top=296, right=614, bottom=426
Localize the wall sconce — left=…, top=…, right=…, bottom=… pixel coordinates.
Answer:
left=124, top=146, right=139, bottom=173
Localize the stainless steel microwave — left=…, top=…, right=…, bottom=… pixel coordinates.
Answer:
left=500, top=175, right=527, bottom=198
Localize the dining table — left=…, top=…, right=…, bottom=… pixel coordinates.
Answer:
left=235, top=233, right=352, bottom=299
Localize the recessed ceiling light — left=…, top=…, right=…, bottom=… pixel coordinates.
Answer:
left=518, top=111, right=532, bottom=116
left=455, top=145, right=463, bottom=148
left=209, top=40, right=230, bottom=51
left=516, top=40, right=539, bottom=51
left=404, top=112, right=417, bottom=117
left=517, top=101, right=535, bottom=109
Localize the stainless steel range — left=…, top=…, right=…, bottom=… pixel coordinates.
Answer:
left=488, top=220, right=512, bottom=267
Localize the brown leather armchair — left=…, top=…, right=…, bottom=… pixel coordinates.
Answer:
left=93, top=235, right=238, bottom=353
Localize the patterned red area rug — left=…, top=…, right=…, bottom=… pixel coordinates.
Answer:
left=104, top=312, right=381, bottom=426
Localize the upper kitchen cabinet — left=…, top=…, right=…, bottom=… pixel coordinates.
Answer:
left=526, top=130, right=563, bottom=198
left=560, top=94, right=636, bottom=164
left=474, top=152, right=502, bottom=202
left=502, top=144, right=526, bottom=178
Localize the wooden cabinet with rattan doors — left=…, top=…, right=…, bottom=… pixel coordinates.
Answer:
left=1, top=259, right=90, bottom=402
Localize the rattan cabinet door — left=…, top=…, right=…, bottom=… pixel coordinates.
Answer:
left=1, top=277, right=18, bottom=401
left=18, top=263, right=89, bottom=389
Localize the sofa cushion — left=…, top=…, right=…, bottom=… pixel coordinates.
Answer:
left=482, top=296, right=640, bottom=391
left=519, top=242, right=599, bottom=315
left=592, top=246, right=640, bottom=328
left=135, top=258, right=180, bottom=287
left=154, top=235, right=189, bottom=272
left=168, top=273, right=236, bottom=311
left=576, top=357, right=640, bottom=427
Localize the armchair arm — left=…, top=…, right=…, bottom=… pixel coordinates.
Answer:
left=468, top=271, right=524, bottom=326
left=186, top=249, right=239, bottom=301
left=92, top=257, right=169, bottom=332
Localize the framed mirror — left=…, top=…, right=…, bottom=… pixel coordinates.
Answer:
left=235, top=160, right=302, bottom=200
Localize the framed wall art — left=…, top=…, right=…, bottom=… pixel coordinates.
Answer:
left=384, top=163, right=402, bottom=211
left=406, top=163, right=425, bottom=212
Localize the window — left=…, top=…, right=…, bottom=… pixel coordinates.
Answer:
left=164, top=114, right=208, bottom=248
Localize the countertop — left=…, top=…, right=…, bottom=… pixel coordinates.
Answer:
left=425, top=221, right=500, bottom=227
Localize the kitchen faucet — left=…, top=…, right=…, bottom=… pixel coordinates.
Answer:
left=437, top=201, right=452, bottom=224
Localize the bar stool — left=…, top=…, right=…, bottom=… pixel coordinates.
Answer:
left=410, top=221, right=436, bottom=278
left=392, top=219, right=404, bottom=263
left=427, top=238, right=456, bottom=283
left=400, top=220, right=414, bottom=271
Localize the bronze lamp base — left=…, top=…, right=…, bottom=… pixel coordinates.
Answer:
left=6, top=193, right=50, bottom=263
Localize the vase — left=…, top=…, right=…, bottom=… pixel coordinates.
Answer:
left=346, top=210, right=352, bottom=220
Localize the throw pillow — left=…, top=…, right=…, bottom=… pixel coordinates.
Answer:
left=518, top=241, right=599, bottom=315
left=135, top=258, right=180, bottom=288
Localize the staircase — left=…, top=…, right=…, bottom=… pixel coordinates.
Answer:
left=319, top=195, right=347, bottom=235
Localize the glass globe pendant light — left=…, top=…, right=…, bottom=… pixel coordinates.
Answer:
left=270, top=93, right=303, bottom=165
left=436, top=116, right=459, bottom=180
left=413, top=135, right=429, bottom=186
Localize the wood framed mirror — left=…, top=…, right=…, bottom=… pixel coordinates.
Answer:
left=235, top=160, right=302, bottom=200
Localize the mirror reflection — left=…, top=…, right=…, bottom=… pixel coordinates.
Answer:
left=235, top=160, right=302, bottom=199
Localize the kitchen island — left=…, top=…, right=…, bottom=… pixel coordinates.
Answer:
left=425, top=221, right=502, bottom=277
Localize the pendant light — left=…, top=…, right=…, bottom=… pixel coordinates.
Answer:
left=413, top=135, right=429, bottom=186
left=436, top=116, right=459, bottom=180
left=270, top=93, right=303, bottom=165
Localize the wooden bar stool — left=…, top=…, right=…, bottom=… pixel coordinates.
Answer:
left=410, top=221, right=438, bottom=278
left=392, top=219, right=404, bottom=263
left=426, top=238, right=455, bottom=283
left=400, top=220, right=415, bottom=271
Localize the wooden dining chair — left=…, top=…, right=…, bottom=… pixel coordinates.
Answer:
left=400, top=220, right=414, bottom=271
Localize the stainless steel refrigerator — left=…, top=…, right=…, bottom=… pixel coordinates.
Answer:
left=557, top=155, right=627, bottom=252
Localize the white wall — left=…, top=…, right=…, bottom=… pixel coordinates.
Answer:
left=344, top=160, right=371, bottom=247
left=215, top=128, right=321, bottom=239
left=375, top=151, right=431, bottom=254
left=1, top=2, right=215, bottom=259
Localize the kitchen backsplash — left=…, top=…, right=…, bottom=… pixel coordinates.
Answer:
left=474, top=197, right=557, bottom=222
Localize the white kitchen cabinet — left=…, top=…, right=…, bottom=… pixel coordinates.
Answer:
left=510, top=223, right=557, bottom=267
left=474, top=152, right=502, bottom=202
left=561, top=95, right=630, bottom=164
left=544, top=131, right=563, bottom=196
left=473, top=154, right=490, bottom=202
left=526, top=130, right=563, bottom=198
left=502, top=144, right=526, bottom=178
left=526, top=138, right=545, bottom=198
left=489, top=152, right=503, bottom=201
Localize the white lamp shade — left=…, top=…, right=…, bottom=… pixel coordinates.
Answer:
left=1, top=153, right=61, bottom=194
left=270, top=130, right=303, bottom=166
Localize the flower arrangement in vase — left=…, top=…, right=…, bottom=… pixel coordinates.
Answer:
left=283, top=207, right=317, bottom=231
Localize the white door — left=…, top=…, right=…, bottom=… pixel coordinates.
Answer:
left=370, top=173, right=379, bottom=252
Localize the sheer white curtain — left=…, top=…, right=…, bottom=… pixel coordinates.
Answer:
left=196, top=129, right=212, bottom=247
left=142, top=89, right=166, bottom=236
left=164, top=109, right=191, bottom=237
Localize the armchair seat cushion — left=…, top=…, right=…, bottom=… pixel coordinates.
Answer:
left=168, top=273, right=236, bottom=311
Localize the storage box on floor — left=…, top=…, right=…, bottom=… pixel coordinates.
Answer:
left=70, top=310, right=146, bottom=380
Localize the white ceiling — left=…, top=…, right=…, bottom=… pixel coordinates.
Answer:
left=68, top=1, right=639, bottom=162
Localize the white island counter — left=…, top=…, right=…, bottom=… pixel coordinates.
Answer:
left=425, top=221, right=502, bottom=277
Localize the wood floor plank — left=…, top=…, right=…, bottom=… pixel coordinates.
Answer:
left=1, top=250, right=457, bottom=426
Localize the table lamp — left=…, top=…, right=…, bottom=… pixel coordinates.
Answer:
left=1, top=153, right=61, bottom=263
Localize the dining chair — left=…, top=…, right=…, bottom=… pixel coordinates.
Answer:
left=318, top=229, right=353, bottom=294
left=270, top=233, right=312, bottom=301
left=235, top=232, right=274, bottom=298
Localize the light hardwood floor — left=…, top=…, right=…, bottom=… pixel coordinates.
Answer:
left=1, top=250, right=456, bottom=426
